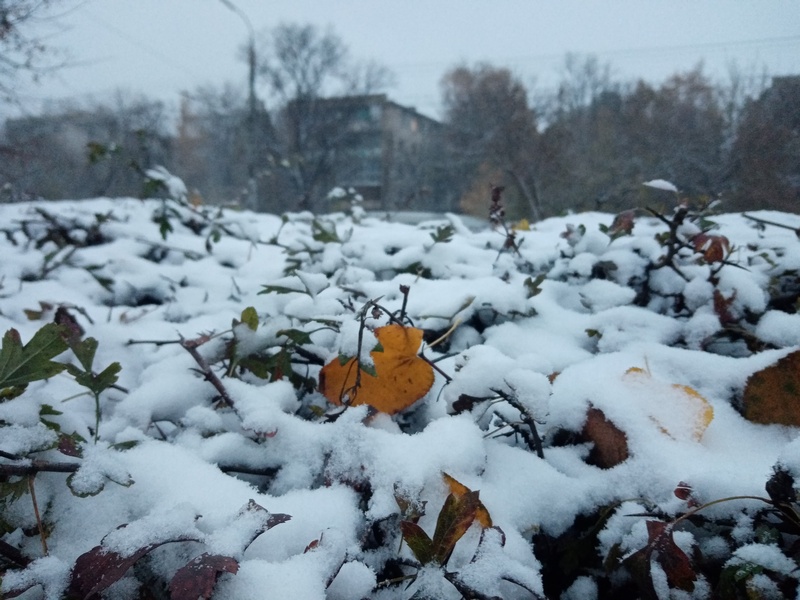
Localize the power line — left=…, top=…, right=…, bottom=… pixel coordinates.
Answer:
left=386, top=34, right=800, bottom=72
left=80, top=8, right=208, bottom=81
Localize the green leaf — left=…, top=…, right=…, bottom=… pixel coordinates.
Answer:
left=0, top=325, right=68, bottom=390
left=400, top=521, right=435, bottom=565
left=39, top=403, right=63, bottom=417
left=258, top=284, right=305, bottom=295
left=524, top=274, right=546, bottom=298
left=240, top=307, right=259, bottom=331
left=277, top=328, right=313, bottom=345
left=71, top=337, right=98, bottom=372
left=93, top=362, right=122, bottom=394
left=359, top=362, right=378, bottom=378
left=430, top=224, right=454, bottom=244
left=431, top=491, right=480, bottom=565
left=311, top=220, right=341, bottom=243
left=75, top=362, right=121, bottom=396
left=111, top=440, right=139, bottom=451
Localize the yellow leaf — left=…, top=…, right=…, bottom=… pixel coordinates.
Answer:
left=514, top=218, right=531, bottom=231
left=442, top=473, right=492, bottom=528
left=319, top=324, right=434, bottom=414
left=623, top=368, right=714, bottom=441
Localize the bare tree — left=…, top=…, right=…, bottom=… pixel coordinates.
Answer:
left=0, top=0, right=64, bottom=104
left=440, top=63, right=542, bottom=220
left=254, top=23, right=394, bottom=212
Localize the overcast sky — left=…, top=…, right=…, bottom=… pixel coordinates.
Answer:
left=15, top=0, right=800, bottom=119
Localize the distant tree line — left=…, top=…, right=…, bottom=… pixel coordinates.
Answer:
left=1, top=21, right=798, bottom=218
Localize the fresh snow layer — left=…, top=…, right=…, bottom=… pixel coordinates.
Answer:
left=1, top=198, right=799, bottom=599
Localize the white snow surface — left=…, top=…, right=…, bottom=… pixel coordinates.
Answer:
left=1, top=198, right=799, bottom=599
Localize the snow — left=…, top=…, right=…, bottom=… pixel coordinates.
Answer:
left=1, top=197, right=800, bottom=598
left=643, top=178, right=680, bottom=193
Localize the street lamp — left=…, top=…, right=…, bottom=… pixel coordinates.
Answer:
left=218, top=0, right=258, bottom=210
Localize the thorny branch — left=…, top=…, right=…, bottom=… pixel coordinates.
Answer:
left=491, top=387, right=545, bottom=459
left=179, top=334, right=236, bottom=409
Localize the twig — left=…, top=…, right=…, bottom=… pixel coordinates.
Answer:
left=127, top=338, right=183, bottom=346
left=217, top=464, right=280, bottom=477
left=0, top=458, right=277, bottom=480
left=0, top=461, right=80, bottom=476
left=28, top=475, right=48, bottom=555
left=491, top=387, right=545, bottom=459
left=179, top=335, right=236, bottom=409
left=398, top=284, right=410, bottom=323
left=743, top=213, right=800, bottom=237
left=420, top=354, right=453, bottom=383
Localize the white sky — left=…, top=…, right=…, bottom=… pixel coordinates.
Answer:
left=14, top=0, right=800, bottom=120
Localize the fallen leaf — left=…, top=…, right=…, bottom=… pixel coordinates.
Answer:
left=623, top=368, right=714, bottom=441
left=319, top=324, right=434, bottom=414
left=742, top=350, right=800, bottom=426
left=582, top=406, right=629, bottom=469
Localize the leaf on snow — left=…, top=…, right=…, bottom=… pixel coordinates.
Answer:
left=582, top=406, right=629, bottom=469
left=68, top=537, right=200, bottom=599
left=318, top=324, right=434, bottom=414
left=168, top=553, right=239, bottom=600
left=742, top=349, right=800, bottom=426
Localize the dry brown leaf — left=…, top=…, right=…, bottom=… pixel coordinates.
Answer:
left=742, top=350, right=800, bottom=426
left=319, top=324, right=435, bottom=414
left=582, top=406, right=629, bottom=469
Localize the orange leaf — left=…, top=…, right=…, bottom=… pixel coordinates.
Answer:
left=442, top=473, right=493, bottom=528
left=319, top=324, right=434, bottom=414
left=742, top=350, right=800, bottom=426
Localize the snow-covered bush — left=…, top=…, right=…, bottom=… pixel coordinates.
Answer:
left=1, top=188, right=800, bottom=599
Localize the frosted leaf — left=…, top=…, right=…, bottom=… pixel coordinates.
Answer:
left=67, top=442, right=133, bottom=496
left=144, top=166, right=188, bottom=200
left=0, top=556, right=71, bottom=600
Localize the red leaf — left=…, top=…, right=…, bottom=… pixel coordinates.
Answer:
left=673, top=481, right=700, bottom=508
left=609, top=210, right=636, bottom=236
left=713, top=289, right=737, bottom=325
left=692, top=233, right=730, bottom=263
left=625, top=520, right=696, bottom=597
left=168, top=553, right=239, bottom=600
left=68, top=538, right=197, bottom=599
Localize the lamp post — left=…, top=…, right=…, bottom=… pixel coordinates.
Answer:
left=219, top=0, right=258, bottom=210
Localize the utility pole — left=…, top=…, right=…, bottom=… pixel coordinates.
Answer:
left=219, top=0, right=259, bottom=211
